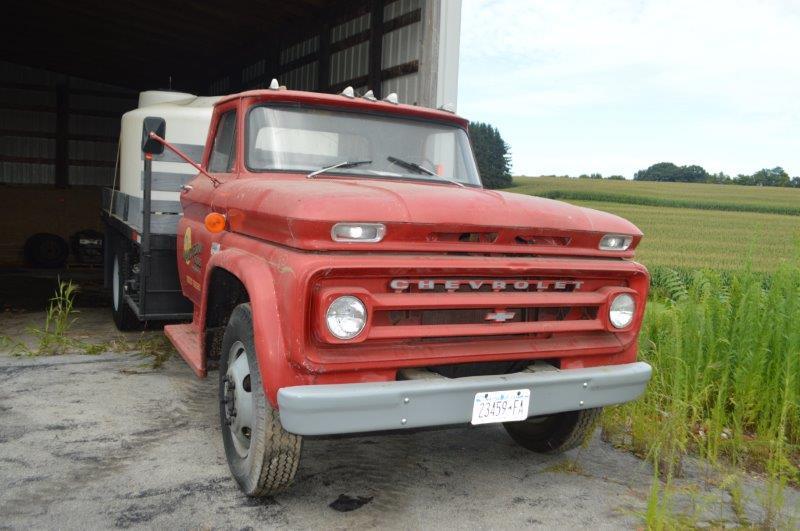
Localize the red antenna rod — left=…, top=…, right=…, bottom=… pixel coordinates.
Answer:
left=148, top=132, right=220, bottom=186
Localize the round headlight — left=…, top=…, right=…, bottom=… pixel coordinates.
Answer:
left=609, top=293, right=635, bottom=328
left=326, top=296, right=367, bottom=339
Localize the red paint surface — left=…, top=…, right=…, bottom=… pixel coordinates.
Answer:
left=167, top=89, right=650, bottom=407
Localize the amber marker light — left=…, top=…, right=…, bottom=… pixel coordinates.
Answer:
left=205, top=212, right=226, bottom=233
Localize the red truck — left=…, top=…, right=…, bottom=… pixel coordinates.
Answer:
left=106, top=86, right=651, bottom=497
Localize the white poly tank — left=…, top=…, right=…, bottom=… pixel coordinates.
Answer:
left=119, top=91, right=221, bottom=202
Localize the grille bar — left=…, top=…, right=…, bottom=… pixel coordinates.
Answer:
left=371, top=291, right=606, bottom=310
left=368, top=318, right=605, bottom=340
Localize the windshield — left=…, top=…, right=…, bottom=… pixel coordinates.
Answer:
left=246, top=106, right=482, bottom=186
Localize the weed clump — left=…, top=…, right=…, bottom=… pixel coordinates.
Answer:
left=1, top=280, right=173, bottom=368
left=31, top=279, right=78, bottom=354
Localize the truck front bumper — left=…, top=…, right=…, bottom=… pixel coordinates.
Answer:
left=277, top=361, right=652, bottom=436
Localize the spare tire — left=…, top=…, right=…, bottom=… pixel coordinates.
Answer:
left=24, top=233, right=69, bottom=268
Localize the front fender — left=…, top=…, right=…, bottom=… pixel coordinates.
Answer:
left=201, top=248, right=308, bottom=406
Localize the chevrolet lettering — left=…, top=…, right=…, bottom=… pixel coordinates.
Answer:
left=389, top=278, right=585, bottom=292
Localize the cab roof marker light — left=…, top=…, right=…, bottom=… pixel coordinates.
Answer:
left=331, top=223, right=386, bottom=243
left=363, top=90, right=377, bottom=101
left=268, top=78, right=280, bottom=90
left=383, top=92, right=399, bottom=104
left=340, top=86, right=355, bottom=98
left=599, top=234, right=633, bottom=251
left=438, top=102, right=456, bottom=113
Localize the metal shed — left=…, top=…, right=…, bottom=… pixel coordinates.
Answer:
left=0, top=0, right=461, bottom=276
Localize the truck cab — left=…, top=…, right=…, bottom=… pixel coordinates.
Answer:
left=119, top=86, right=651, bottom=497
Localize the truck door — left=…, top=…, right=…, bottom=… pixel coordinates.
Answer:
left=178, top=106, right=238, bottom=306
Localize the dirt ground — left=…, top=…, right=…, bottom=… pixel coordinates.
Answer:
left=1, top=308, right=798, bottom=529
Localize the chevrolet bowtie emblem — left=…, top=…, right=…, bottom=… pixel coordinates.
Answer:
left=485, top=310, right=516, bottom=323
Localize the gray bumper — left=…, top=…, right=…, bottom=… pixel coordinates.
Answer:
left=277, top=362, right=652, bottom=436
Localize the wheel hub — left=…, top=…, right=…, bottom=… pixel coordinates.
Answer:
left=224, top=341, right=253, bottom=458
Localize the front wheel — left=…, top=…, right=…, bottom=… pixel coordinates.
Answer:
left=503, top=408, right=602, bottom=454
left=219, top=303, right=302, bottom=496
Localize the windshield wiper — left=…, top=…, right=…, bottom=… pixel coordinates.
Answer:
left=387, top=156, right=465, bottom=187
left=307, top=160, right=372, bottom=178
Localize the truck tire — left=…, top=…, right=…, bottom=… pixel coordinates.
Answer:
left=111, top=249, right=141, bottom=331
left=219, top=303, right=301, bottom=497
left=24, top=233, right=69, bottom=268
left=503, top=408, right=602, bottom=454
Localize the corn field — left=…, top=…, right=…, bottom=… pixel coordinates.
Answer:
left=510, top=176, right=800, bottom=216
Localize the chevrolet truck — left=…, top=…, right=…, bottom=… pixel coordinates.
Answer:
left=102, top=84, right=652, bottom=497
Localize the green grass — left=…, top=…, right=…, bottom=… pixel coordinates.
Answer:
left=510, top=176, right=800, bottom=216
left=605, top=265, right=800, bottom=526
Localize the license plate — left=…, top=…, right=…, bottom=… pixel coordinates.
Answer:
left=471, top=388, right=530, bottom=425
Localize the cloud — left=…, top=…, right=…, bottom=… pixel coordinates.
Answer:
left=458, top=0, right=800, bottom=176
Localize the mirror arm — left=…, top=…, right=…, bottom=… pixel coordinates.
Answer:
left=147, top=132, right=221, bottom=187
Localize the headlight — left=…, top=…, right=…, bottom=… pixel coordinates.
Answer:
left=326, top=296, right=367, bottom=339
left=609, top=293, right=635, bottom=329
left=599, top=234, right=633, bottom=251
left=331, top=223, right=386, bottom=242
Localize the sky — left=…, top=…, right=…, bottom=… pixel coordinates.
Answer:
left=457, top=0, right=800, bottom=178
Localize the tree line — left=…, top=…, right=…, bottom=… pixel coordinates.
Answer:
left=467, top=122, right=799, bottom=189
left=634, top=162, right=800, bottom=188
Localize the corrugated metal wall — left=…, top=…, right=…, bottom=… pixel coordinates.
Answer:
left=331, top=12, right=371, bottom=42
left=0, top=61, right=137, bottom=187
left=283, top=63, right=319, bottom=92
left=2, top=0, right=430, bottom=189
left=384, top=0, right=421, bottom=20
left=382, top=0, right=422, bottom=104
left=280, top=36, right=320, bottom=65
left=329, top=13, right=371, bottom=88
left=209, top=0, right=425, bottom=104
left=330, top=41, right=370, bottom=87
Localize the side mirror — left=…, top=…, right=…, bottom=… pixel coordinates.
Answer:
left=141, top=117, right=166, bottom=154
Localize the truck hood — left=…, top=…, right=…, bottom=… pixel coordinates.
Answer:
left=219, top=175, right=642, bottom=257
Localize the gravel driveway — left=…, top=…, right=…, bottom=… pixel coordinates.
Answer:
left=1, top=309, right=796, bottom=529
